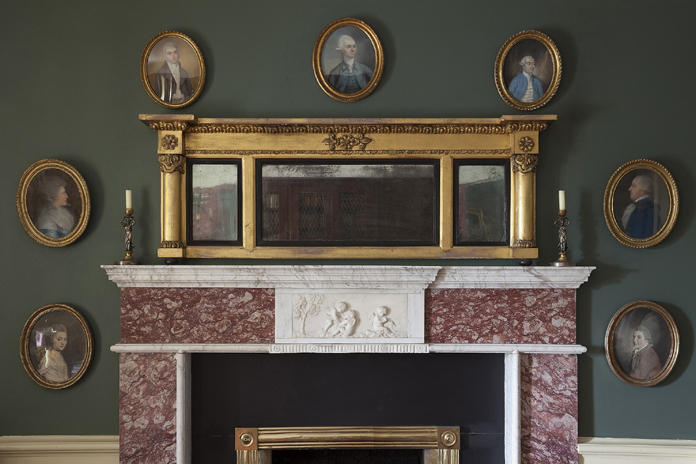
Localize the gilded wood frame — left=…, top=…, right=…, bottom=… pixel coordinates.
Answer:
left=140, top=31, right=206, bottom=109
left=16, top=159, right=90, bottom=247
left=313, top=18, right=384, bottom=102
left=605, top=300, right=679, bottom=387
left=20, top=304, right=94, bottom=390
left=141, top=114, right=555, bottom=260
left=603, top=159, right=678, bottom=248
left=495, top=30, right=562, bottom=111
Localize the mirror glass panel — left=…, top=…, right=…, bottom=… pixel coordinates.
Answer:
left=189, top=162, right=240, bottom=243
left=455, top=162, right=508, bottom=244
left=258, top=161, right=439, bottom=246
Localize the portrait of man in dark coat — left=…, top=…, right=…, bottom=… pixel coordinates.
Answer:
left=620, top=174, right=656, bottom=239
left=152, top=41, right=194, bottom=105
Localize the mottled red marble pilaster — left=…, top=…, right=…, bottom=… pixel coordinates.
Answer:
left=120, top=353, right=177, bottom=464
left=121, top=288, right=275, bottom=344
left=425, top=289, right=576, bottom=344
left=521, top=354, right=578, bottom=464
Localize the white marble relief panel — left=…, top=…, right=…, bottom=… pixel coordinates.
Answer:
left=275, top=292, right=422, bottom=344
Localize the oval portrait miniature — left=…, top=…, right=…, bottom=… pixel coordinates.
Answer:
left=17, top=159, right=90, bottom=247
left=605, top=301, right=679, bottom=387
left=141, top=31, right=206, bottom=108
left=313, top=18, right=384, bottom=102
left=603, top=159, right=678, bottom=248
left=20, top=304, right=94, bottom=390
left=495, top=30, right=561, bottom=111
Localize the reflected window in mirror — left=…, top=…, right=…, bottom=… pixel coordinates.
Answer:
left=454, top=160, right=509, bottom=245
left=186, top=159, right=242, bottom=245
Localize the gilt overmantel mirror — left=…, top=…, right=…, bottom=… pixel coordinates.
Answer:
left=141, top=114, right=555, bottom=260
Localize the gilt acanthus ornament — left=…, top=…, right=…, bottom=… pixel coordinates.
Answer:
left=322, top=133, right=373, bottom=150
left=511, top=154, right=538, bottom=173
left=158, top=154, right=185, bottom=174
left=149, top=121, right=189, bottom=131
left=159, top=240, right=184, bottom=248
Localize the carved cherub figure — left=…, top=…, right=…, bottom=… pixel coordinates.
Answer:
left=321, top=302, right=344, bottom=337
left=320, top=302, right=357, bottom=338
left=336, top=304, right=357, bottom=338
left=370, top=306, right=396, bottom=337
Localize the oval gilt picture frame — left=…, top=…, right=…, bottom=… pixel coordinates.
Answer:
left=494, top=30, right=562, bottom=111
left=141, top=30, right=206, bottom=109
left=605, top=300, right=679, bottom=387
left=603, top=159, right=678, bottom=248
left=313, top=17, right=384, bottom=103
left=20, top=304, right=94, bottom=390
left=17, top=159, right=90, bottom=247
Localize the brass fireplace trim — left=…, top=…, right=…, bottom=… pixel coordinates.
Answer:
left=235, top=426, right=459, bottom=464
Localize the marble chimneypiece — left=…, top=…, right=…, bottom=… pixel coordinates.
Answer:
left=104, top=265, right=593, bottom=464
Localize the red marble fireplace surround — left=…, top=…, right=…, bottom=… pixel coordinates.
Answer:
left=104, top=265, right=593, bottom=464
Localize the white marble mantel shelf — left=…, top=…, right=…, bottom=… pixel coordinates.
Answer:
left=110, top=343, right=587, bottom=355
left=102, top=265, right=594, bottom=289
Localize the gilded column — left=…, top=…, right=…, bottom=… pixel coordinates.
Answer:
left=510, top=132, right=538, bottom=249
left=154, top=123, right=187, bottom=257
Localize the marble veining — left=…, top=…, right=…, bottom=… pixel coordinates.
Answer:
left=102, top=265, right=593, bottom=289
left=103, top=265, right=441, bottom=289
left=120, top=353, right=177, bottom=464
left=521, top=354, right=578, bottom=464
left=432, top=266, right=594, bottom=289
left=120, top=288, right=274, bottom=344
left=425, top=288, right=576, bottom=344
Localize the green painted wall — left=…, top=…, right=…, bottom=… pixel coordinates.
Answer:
left=1, top=0, right=694, bottom=439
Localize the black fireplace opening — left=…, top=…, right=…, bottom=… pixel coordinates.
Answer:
left=192, top=353, right=505, bottom=464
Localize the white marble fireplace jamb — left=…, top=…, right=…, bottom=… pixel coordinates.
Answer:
left=175, top=352, right=191, bottom=464
left=505, top=351, right=521, bottom=464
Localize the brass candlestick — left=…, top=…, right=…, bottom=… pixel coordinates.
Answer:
left=551, top=209, right=575, bottom=267
left=116, top=208, right=140, bottom=265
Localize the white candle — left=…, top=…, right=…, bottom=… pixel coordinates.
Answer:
left=558, top=190, right=566, bottom=211
left=125, top=190, right=132, bottom=209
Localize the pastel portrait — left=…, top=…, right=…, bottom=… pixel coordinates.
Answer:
left=612, top=169, right=670, bottom=239
left=21, top=304, right=93, bottom=389
left=142, top=31, right=205, bottom=108
left=322, top=27, right=376, bottom=95
left=495, top=30, right=561, bottom=111
left=313, top=18, right=383, bottom=102
left=503, top=39, right=552, bottom=104
left=606, top=301, right=679, bottom=387
left=17, top=159, right=90, bottom=247
left=27, top=169, right=81, bottom=239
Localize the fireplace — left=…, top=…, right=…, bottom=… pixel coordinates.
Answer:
left=104, top=265, right=593, bottom=464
